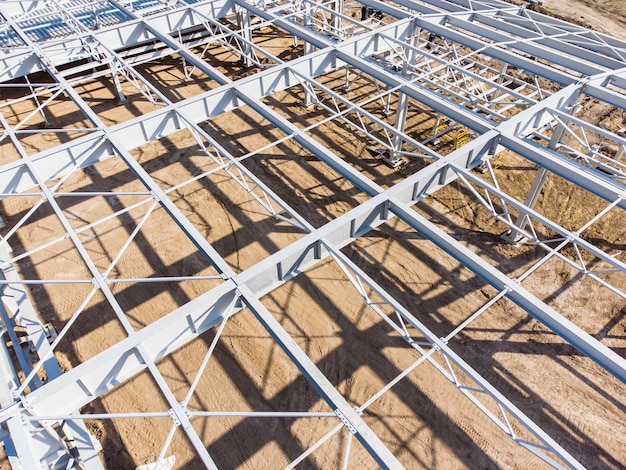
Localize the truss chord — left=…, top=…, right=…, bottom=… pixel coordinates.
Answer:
left=0, top=109, right=137, bottom=337
left=325, top=242, right=584, bottom=468
left=0, top=279, right=93, bottom=285
left=188, top=411, right=337, bottom=417
left=453, top=163, right=626, bottom=276
left=0, top=134, right=109, bottom=249
left=238, top=286, right=403, bottom=468
left=464, top=204, right=626, bottom=299
left=1, top=0, right=625, bottom=467
left=137, top=343, right=220, bottom=469
left=26, top=412, right=171, bottom=421
left=15, top=285, right=99, bottom=396
left=286, top=71, right=442, bottom=160
left=548, top=107, right=626, bottom=149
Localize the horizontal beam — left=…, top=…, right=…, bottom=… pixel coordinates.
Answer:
left=0, top=0, right=235, bottom=81
left=471, top=13, right=624, bottom=72
left=18, top=130, right=494, bottom=416
left=22, top=118, right=626, bottom=420
left=239, top=287, right=403, bottom=469
left=326, top=244, right=583, bottom=468
left=415, top=17, right=577, bottom=86
left=389, top=201, right=626, bottom=382
left=2, top=1, right=626, bottom=468
left=21, top=281, right=239, bottom=416
left=502, top=134, right=626, bottom=210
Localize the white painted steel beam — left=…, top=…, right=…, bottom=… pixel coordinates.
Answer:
left=17, top=122, right=622, bottom=466
left=238, top=288, right=404, bottom=469
left=324, top=244, right=584, bottom=469
left=20, top=120, right=626, bottom=410
left=0, top=0, right=235, bottom=81
left=412, top=17, right=577, bottom=86
left=476, top=11, right=626, bottom=68
left=390, top=202, right=626, bottom=381
left=245, top=4, right=626, bottom=211
left=0, top=3, right=406, bottom=466
left=445, top=15, right=614, bottom=75
left=501, top=136, right=626, bottom=210
left=1, top=0, right=626, bottom=468
left=3, top=5, right=620, bottom=196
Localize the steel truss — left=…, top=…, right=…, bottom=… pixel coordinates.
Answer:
left=0, top=0, right=624, bottom=468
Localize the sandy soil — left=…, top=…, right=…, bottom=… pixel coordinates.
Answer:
left=505, top=0, right=626, bottom=40
left=546, top=0, right=626, bottom=40
left=0, top=2, right=625, bottom=470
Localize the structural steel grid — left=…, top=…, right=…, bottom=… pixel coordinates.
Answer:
left=0, top=0, right=624, bottom=468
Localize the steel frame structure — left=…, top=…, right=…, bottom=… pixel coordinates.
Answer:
left=0, top=0, right=624, bottom=468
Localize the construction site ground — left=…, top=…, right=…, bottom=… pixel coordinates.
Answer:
left=0, top=1, right=625, bottom=469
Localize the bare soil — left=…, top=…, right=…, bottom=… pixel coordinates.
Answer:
left=1, top=2, right=625, bottom=470
left=504, top=0, right=626, bottom=40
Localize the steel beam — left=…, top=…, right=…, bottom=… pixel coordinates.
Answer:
left=1, top=0, right=626, bottom=468
left=467, top=13, right=624, bottom=72
left=502, top=135, right=626, bottom=210
left=413, top=17, right=576, bottom=86
left=488, top=10, right=626, bottom=63
left=20, top=122, right=626, bottom=416
left=0, top=0, right=235, bottom=81
left=325, top=244, right=584, bottom=469
left=239, top=287, right=403, bottom=469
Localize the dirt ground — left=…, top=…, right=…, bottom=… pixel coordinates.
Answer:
left=505, top=0, right=626, bottom=40
left=1, top=1, right=625, bottom=470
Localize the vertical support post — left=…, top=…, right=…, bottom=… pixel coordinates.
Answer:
left=303, top=2, right=315, bottom=106
left=391, top=25, right=419, bottom=161
left=504, top=166, right=549, bottom=243
left=92, top=2, right=101, bottom=29
left=179, top=29, right=191, bottom=80
left=504, top=89, right=584, bottom=243
left=237, top=7, right=254, bottom=67
left=490, top=62, right=509, bottom=108
left=432, top=113, right=442, bottom=136
left=391, top=92, right=409, bottom=160
left=109, top=62, right=126, bottom=102
left=332, top=0, right=344, bottom=38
